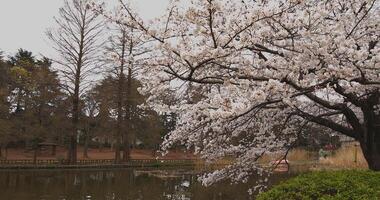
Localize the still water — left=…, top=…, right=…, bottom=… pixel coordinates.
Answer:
left=0, top=168, right=291, bottom=200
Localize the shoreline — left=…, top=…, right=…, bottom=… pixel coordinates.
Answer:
left=0, top=159, right=198, bottom=170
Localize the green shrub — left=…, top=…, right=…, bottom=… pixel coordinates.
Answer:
left=257, top=170, right=380, bottom=200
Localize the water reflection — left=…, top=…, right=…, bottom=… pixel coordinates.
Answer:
left=0, top=168, right=291, bottom=200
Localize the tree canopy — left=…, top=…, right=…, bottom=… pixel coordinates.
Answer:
left=91, top=0, right=380, bottom=184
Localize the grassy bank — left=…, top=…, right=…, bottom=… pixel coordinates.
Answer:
left=257, top=170, right=380, bottom=200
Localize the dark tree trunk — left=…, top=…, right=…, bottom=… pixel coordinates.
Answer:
left=114, top=138, right=121, bottom=164
left=114, top=78, right=123, bottom=163
left=68, top=70, right=80, bottom=164
left=122, top=135, right=130, bottom=162
left=360, top=109, right=380, bottom=171
left=67, top=135, right=77, bottom=164
left=83, top=131, right=90, bottom=159
left=4, top=145, right=7, bottom=160
left=122, top=68, right=132, bottom=162
left=360, top=132, right=380, bottom=171
left=115, top=32, right=127, bottom=164
left=33, top=147, right=38, bottom=164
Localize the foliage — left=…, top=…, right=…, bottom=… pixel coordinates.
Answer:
left=1, top=49, right=67, bottom=147
left=257, top=170, right=380, bottom=200
left=90, top=75, right=165, bottom=148
left=0, top=54, right=12, bottom=146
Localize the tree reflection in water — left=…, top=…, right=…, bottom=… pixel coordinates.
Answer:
left=0, top=168, right=291, bottom=200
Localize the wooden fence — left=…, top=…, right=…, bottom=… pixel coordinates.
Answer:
left=0, top=159, right=197, bottom=169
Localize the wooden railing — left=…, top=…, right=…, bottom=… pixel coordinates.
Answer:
left=0, top=159, right=197, bottom=168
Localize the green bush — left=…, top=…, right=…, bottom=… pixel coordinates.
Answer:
left=257, top=170, right=380, bottom=200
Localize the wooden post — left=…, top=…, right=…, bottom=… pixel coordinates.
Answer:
left=354, top=143, right=358, bottom=163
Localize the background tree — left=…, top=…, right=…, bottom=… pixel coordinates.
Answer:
left=82, top=91, right=99, bottom=158
left=102, top=20, right=148, bottom=162
left=0, top=51, right=11, bottom=158
left=91, top=76, right=115, bottom=150
left=6, top=50, right=64, bottom=161
left=90, top=75, right=165, bottom=157
left=8, top=50, right=41, bottom=152
left=47, top=0, right=104, bottom=163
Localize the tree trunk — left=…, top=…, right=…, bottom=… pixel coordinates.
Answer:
left=360, top=108, right=380, bottom=171
left=360, top=129, right=380, bottom=170
left=68, top=16, right=85, bottom=164
left=83, top=131, right=89, bottom=159
left=360, top=135, right=380, bottom=171
left=122, top=68, right=133, bottom=162
left=33, top=147, right=38, bottom=165
left=122, top=135, right=130, bottom=162
left=4, top=145, right=7, bottom=160
left=68, top=71, right=80, bottom=164
left=67, top=142, right=71, bottom=164
left=115, top=33, right=126, bottom=164
left=67, top=135, right=77, bottom=164
left=114, top=139, right=121, bottom=164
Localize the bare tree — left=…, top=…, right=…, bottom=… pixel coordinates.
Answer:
left=47, top=0, right=104, bottom=164
left=103, top=22, right=147, bottom=163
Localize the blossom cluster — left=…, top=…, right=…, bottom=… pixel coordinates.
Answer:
left=93, top=0, right=380, bottom=186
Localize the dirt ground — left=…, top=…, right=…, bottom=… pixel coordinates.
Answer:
left=1, top=147, right=197, bottom=160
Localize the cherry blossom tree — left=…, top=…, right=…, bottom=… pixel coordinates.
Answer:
left=94, top=0, right=380, bottom=185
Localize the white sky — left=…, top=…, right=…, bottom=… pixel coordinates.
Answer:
left=0, top=0, right=169, bottom=57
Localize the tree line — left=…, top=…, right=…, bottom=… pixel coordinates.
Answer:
left=0, top=0, right=177, bottom=164
left=0, top=48, right=175, bottom=163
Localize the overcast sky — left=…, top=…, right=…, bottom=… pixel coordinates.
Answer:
left=0, top=0, right=169, bottom=57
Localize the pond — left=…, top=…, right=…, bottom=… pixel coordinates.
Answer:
left=0, top=168, right=294, bottom=200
